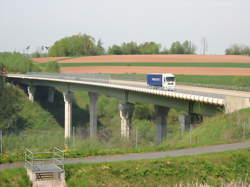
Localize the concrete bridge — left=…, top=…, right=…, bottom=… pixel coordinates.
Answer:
left=6, top=73, right=250, bottom=144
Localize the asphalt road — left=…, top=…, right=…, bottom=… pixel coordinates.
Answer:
left=1, top=141, right=249, bottom=171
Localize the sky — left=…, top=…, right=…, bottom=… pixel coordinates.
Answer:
left=0, top=0, right=250, bottom=54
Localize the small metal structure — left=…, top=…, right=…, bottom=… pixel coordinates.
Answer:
left=25, top=147, right=65, bottom=182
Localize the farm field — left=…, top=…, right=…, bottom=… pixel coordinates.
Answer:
left=60, top=66, right=250, bottom=75
left=32, top=54, right=250, bottom=76
left=59, top=54, right=250, bottom=63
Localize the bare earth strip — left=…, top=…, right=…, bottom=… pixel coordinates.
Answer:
left=32, top=57, right=69, bottom=63
left=1, top=141, right=249, bottom=170
left=60, top=66, right=250, bottom=76
left=59, top=55, right=250, bottom=63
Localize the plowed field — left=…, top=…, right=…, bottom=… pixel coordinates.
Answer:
left=59, top=55, right=250, bottom=63
left=60, top=66, right=250, bottom=76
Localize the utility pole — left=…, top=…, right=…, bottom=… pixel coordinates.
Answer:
left=201, top=38, right=208, bottom=55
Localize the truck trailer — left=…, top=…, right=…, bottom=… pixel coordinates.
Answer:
left=147, top=73, right=176, bottom=91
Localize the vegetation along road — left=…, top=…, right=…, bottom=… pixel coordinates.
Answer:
left=1, top=141, right=249, bottom=171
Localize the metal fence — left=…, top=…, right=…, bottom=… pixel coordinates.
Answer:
left=26, top=72, right=111, bottom=83
left=25, top=147, right=64, bottom=171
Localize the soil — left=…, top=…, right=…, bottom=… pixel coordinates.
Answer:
left=59, top=55, right=250, bottom=63
left=60, top=66, right=250, bottom=76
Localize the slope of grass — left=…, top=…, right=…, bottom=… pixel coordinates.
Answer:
left=166, top=108, right=250, bottom=149
left=58, top=62, right=250, bottom=68
left=65, top=148, right=250, bottom=187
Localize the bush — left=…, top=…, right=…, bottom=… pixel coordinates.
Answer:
left=0, top=52, right=40, bottom=73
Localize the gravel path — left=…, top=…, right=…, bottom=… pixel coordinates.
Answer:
left=1, top=141, right=250, bottom=171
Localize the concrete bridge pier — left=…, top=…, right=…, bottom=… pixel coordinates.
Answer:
left=155, top=105, right=169, bottom=145
left=63, top=91, right=73, bottom=139
left=178, top=113, right=203, bottom=132
left=88, top=92, right=99, bottom=137
left=178, top=114, right=191, bottom=131
left=48, top=87, right=55, bottom=103
left=119, top=103, right=134, bottom=140
left=27, top=86, right=36, bottom=102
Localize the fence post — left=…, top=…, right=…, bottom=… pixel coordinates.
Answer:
left=0, top=130, right=2, bottom=154
left=189, top=124, right=192, bottom=144
left=243, top=123, right=246, bottom=139
left=135, top=127, right=138, bottom=149
left=72, top=126, right=75, bottom=149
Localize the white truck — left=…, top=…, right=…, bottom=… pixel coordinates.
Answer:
left=147, top=73, right=176, bottom=91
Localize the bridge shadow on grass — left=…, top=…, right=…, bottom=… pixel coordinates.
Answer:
left=35, top=86, right=90, bottom=130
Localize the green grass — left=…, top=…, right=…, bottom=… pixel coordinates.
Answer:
left=1, top=149, right=249, bottom=186
left=58, top=62, right=250, bottom=68
left=0, top=168, right=31, bottom=187
left=65, top=148, right=250, bottom=187
left=165, top=108, right=250, bottom=149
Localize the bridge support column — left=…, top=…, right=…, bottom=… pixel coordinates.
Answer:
left=88, top=92, right=99, bottom=137
left=179, top=114, right=203, bottom=132
left=178, top=115, right=191, bottom=131
left=119, top=103, right=134, bottom=140
left=27, top=86, right=36, bottom=102
left=155, top=105, right=169, bottom=145
left=63, top=91, right=73, bottom=139
left=48, top=88, right=55, bottom=103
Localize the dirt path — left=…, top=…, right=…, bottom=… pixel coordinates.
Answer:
left=1, top=141, right=249, bottom=170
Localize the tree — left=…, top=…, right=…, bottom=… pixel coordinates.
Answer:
left=225, top=44, right=250, bottom=55
left=48, top=34, right=100, bottom=57
left=108, top=45, right=123, bottom=55
left=170, top=41, right=184, bottom=54
left=139, top=42, right=161, bottom=54
left=182, top=40, right=196, bottom=54
left=121, top=42, right=140, bottom=54
left=96, top=39, right=105, bottom=55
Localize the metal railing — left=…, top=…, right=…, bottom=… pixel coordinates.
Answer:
left=24, top=147, right=64, bottom=171
left=26, top=72, right=111, bottom=84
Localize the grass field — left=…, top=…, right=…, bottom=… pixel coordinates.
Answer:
left=65, top=148, right=250, bottom=187
left=1, top=149, right=249, bottom=186
left=0, top=168, right=31, bottom=187
left=58, top=62, right=250, bottom=68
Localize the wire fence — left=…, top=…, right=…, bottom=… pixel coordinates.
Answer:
left=1, top=116, right=250, bottom=154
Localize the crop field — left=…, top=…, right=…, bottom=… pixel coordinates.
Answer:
left=60, top=66, right=250, bottom=75
left=32, top=55, right=250, bottom=75
left=58, top=54, right=250, bottom=63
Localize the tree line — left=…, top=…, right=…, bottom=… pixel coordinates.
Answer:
left=225, top=44, right=250, bottom=56
left=48, top=34, right=196, bottom=57
left=37, top=33, right=250, bottom=57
